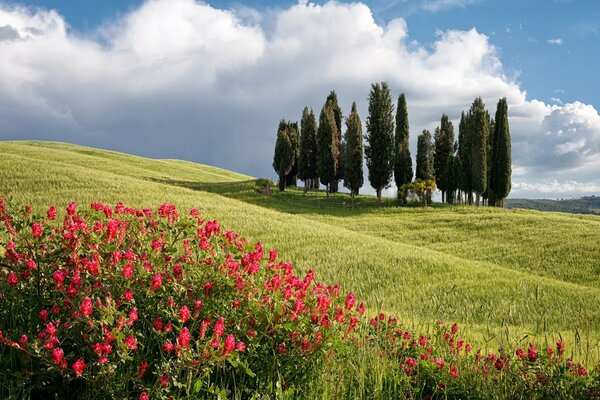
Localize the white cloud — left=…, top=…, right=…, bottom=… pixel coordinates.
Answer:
left=421, top=0, right=479, bottom=12
left=547, top=37, right=563, bottom=45
left=0, top=0, right=598, bottom=198
left=513, top=181, right=600, bottom=195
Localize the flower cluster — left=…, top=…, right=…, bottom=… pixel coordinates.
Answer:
left=0, top=196, right=597, bottom=399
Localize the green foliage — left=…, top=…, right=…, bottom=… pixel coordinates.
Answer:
left=433, top=114, right=455, bottom=203
left=507, top=196, right=600, bottom=215
left=284, top=121, right=300, bottom=188
left=343, top=102, right=364, bottom=203
left=394, top=93, right=413, bottom=201
left=317, top=100, right=339, bottom=195
left=416, top=129, right=434, bottom=181
left=458, top=111, right=473, bottom=203
left=399, top=179, right=436, bottom=205
left=470, top=97, right=490, bottom=200
left=273, top=123, right=294, bottom=191
left=298, top=107, right=318, bottom=189
left=365, top=82, right=395, bottom=203
left=326, top=91, right=344, bottom=192
left=490, top=97, right=512, bottom=205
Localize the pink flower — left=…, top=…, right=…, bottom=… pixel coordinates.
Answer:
left=527, top=343, right=537, bottom=362
left=137, top=361, right=149, bottom=379
left=139, top=392, right=149, bottom=400
left=451, top=323, right=459, bottom=335
left=450, top=365, right=459, bottom=378
left=72, top=359, right=86, bottom=377
left=278, top=343, right=287, bottom=355
left=179, top=305, right=191, bottom=323
left=124, top=335, right=138, bottom=350
left=66, top=201, right=77, bottom=216
left=128, top=307, right=139, bottom=323
left=80, top=297, right=93, bottom=318
left=123, top=289, right=134, bottom=302
left=153, top=317, right=163, bottom=331
left=31, top=223, right=42, bottom=238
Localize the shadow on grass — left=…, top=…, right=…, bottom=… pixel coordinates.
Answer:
left=147, top=178, right=432, bottom=217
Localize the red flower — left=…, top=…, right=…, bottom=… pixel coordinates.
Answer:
left=139, top=392, right=149, bottom=400
left=122, top=263, right=134, bottom=279
left=31, top=223, right=42, bottom=238
left=7, top=271, right=18, bottom=287
left=223, top=334, right=235, bottom=356
left=124, top=335, right=138, bottom=350
left=159, top=374, right=169, bottom=388
left=123, top=289, right=134, bottom=302
left=356, top=302, right=365, bottom=316
left=137, top=361, right=149, bottom=379
left=150, top=274, right=162, bottom=291
left=449, top=365, right=459, bottom=378
left=203, top=281, right=213, bottom=295
left=80, top=297, right=93, bottom=318
left=128, top=307, right=139, bottom=323
left=451, top=323, right=459, bottom=335
left=213, top=318, right=225, bottom=338
left=177, top=327, right=191, bottom=349
left=556, top=340, right=565, bottom=357
left=153, top=317, right=163, bottom=331
left=66, top=201, right=77, bottom=216
left=72, top=359, right=86, bottom=377
left=236, top=341, right=246, bottom=353
left=418, top=335, right=427, bottom=347
left=51, top=347, right=64, bottom=364
left=268, top=249, right=278, bottom=263
left=345, top=292, right=356, bottom=310
left=527, top=343, right=538, bottom=362
left=47, top=205, right=57, bottom=220
left=179, top=305, right=191, bottom=323
left=278, top=343, right=287, bottom=355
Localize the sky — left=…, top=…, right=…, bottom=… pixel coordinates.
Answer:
left=0, top=0, right=599, bottom=199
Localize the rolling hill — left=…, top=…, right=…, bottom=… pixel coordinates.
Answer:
left=1, top=140, right=599, bottom=363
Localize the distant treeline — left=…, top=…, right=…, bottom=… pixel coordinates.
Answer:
left=273, top=82, right=511, bottom=206
left=506, top=196, right=600, bottom=215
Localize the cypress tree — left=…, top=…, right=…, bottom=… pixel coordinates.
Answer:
left=326, top=91, right=344, bottom=193
left=490, top=97, right=512, bottom=207
left=317, top=100, right=339, bottom=198
left=458, top=111, right=473, bottom=204
left=298, top=107, right=318, bottom=192
left=343, top=102, right=364, bottom=206
left=416, top=129, right=434, bottom=181
left=272, top=124, right=294, bottom=192
left=484, top=115, right=495, bottom=206
left=285, top=121, right=300, bottom=187
left=394, top=93, right=413, bottom=202
left=365, top=82, right=395, bottom=205
left=434, top=114, right=455, bottom=203
left=470, top=97, right=489, bottom=206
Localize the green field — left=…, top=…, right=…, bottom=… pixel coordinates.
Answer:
left=1, top=140, right=599, bottom=364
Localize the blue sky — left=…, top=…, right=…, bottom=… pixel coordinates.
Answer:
left=1, top=0, right=599, bottom=198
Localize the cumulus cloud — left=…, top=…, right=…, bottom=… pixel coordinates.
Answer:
left=0, top=0, right=598, bottom=198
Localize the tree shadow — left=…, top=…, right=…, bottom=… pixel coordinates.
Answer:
left=146, top=178, right=412, bottom=217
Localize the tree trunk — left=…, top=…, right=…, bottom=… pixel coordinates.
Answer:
left=326, top=184, right=330, bottom=199
left=351, top=191, right=355, bottom=207
left=441, top=191, right=445, bottom=203
left=376, top=188, right=382, bottom=206
left=476, top=194, right=480, bottom=206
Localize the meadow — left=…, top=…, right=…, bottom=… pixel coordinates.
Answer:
left=1, top=141, right=599, bottom=398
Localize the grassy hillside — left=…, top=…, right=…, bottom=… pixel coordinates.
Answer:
left=1, top=141, right=599, bottom=363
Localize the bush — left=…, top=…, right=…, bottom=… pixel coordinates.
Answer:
left=1, top=195, right=598, bottom=399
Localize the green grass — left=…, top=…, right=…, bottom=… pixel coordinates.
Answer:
left=1, top=140, right=599, bottom=364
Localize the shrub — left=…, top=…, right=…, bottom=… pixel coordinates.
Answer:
left=1, top=195, right=598, bottom=399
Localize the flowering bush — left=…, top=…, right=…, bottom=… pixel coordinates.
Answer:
left=0, top=195, right=598, bottom=399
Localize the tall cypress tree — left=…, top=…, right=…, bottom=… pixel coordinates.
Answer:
left=458, top=111, right=473, bottom=205
left=483, top=114, right=495, bottom=205
left=365, top=82, right=395, bottom=205
left=343, top=102, right=364, bottom=205
left=285, top=121, right=300, bottom=187
left=326, top=91, right=344, bottom=193
left=298, top=107, right=318, bottom=192
left=272, top=124, right=294, bottom=192
left=470, top=97, right=489, bottom=206
left=416, top=129, right=434, bottom=181
left=394, top=93, right=413, bottom=202
left=490, top=97, right=512, bottom=207
left=434, top=114, right=455, bottom=203
left=317, top=100, right=339, bottom=198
